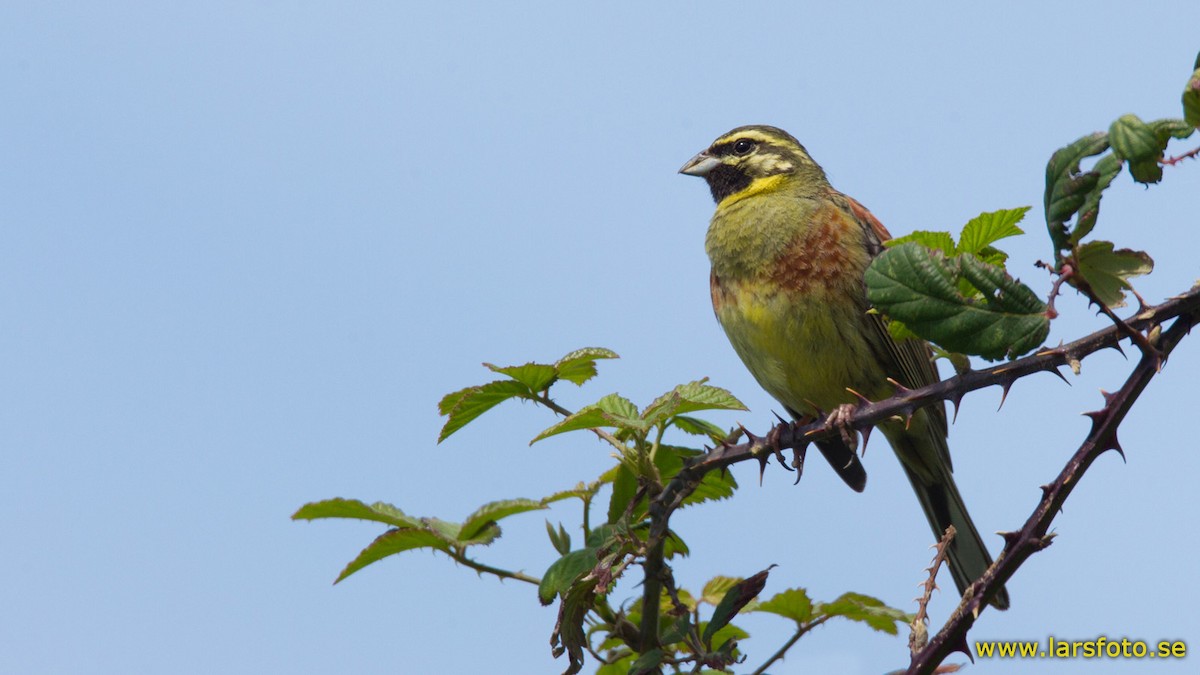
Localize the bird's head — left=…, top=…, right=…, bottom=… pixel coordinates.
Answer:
left=679, top=125, right=828, bottom=206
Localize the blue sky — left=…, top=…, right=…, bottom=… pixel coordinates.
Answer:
left=2, top=3, right=1198, bottom=674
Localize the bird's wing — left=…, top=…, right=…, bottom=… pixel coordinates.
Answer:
left=838, top=191, right=950, bottom=448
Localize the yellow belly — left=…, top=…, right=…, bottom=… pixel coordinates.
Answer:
left=714, top=279, right=885, bottom=417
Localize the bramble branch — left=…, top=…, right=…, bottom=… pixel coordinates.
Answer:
left=648, top=283, right=1200, bottom=553
left=906, top=289, right=1200, bottom=674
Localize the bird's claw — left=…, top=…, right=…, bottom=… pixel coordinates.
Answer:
left=826, top=403, right=859, bottom=452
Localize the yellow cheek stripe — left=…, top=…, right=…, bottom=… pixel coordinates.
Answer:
left=717, top=174, right=787, bottom=210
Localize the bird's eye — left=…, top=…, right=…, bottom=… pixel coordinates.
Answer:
left=732, top=139, right=755, bottom=155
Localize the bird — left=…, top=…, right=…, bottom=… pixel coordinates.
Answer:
left=679, top=125, right=1009, bottom=610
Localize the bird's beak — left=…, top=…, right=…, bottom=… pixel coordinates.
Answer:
left=678, top=151, right=721, bottom=177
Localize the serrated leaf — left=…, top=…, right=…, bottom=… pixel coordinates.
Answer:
left=662, top=528, right=691, bottom=559
left=334, top=528, right=452, bottom=583
left=1071, top=154, right=1124, bottom=245
left=485, top=362, right=559, bottom=392
left=555, top=347, right=619, bottom=386
left=654, top=446, right=738, bottom=507
left=753, top=587, right=814, bottom=624
left=885, top=230, right=957, bottom=256
left=701, top=576, right=744, bottom=605
left=673, top=381, right=748, bottom=414
left=460, top=498, right=546, bottom=541
left=866, top=243, right=1050, bottom=360
left=437, top=380, right=531, bottom=442
left=975, top=245, right=1009, bottom=267
left=1110, top=114, right=1165, bottom=184
left=1147, top=117, right=1196, bottom=142
left=642, top=380, right=745, bottom=425
left=1109, top=114, right=1161, bottom=163
left=292, top=498, right=422, bottom=529
left=1185, top=68, right=1200, bottom=127
left=819, top=592, right=910, bottom=635
left=702, top=567, right=771, bottom=645
left=958, top=207, right=1029, bottom=255
left=539, top=549, right=597, bottom=604
left=531, top=393, right=646, bottom=443
left=541, top=483, right=599, bottom=505
left=670, top=415, right=728, bottom=441
left=640, top=391, right=683, bottom=428
left=1044, top=132, right=1110, bottom=251
left=421, top=516, right=464, bottom=542
left=1072, top=241, right=1154, bottom=309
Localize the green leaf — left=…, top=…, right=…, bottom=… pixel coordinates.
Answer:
left=485, top=362, right=559, bottom=392
left=1185, top=68, right=1200, bottom=127
left=654, top=446, right=738, bottom=507
left=885, top=230, right=957, bottom=256
left=753, top=587, right=814, bottom=624
left=460, top=498, right=546, bottom=541
left=628, top=649, right=664, bottom=675
left=866, top=243, right=1050, bottom=360
left=1070, top=153, right=1124, bottom=245
left=670, top=415, right=729, bottom=442
left=555, top=347, right=619, bottom=386
left=1072, top=241, right=1154, bottom=308
left=975, top=245, right=1009, bottom=267
left=1109, top=114, right=1161, bottom=162
left=1147, top=117, right=1196, bottom=142
left=531, top=393, right=646, bottom=443
left=606, top=462, right=641, bottom=524
left=702, top=567, right=772, bottom=646
left=670, top=380, right=748, bottom=414
left=541, top=482, right=599, bottom=505
left=701, top=576, right=744, bottom=605
left=437, top=380, right=531, bottom=442
left=334, top=528, right=452, bottom=583
left=292, top=498, right=422, bottom=529
left=958, top=207, right=1029, bottom=256
left=819, top=592, right=910, bottom=635
left=539, top=549, right=597, bottom=605
left=1044, top=132, right=1110, bottom=251
left=642, top=380, right=747, bottom=427
left=1109, top=114, right=1164, bottom=184
left=660, top=615, right=693, bottom=644
left=699, top=622, right=749, bottom=654
left=595, top=655, right=635, bottom=675
left=550, top=572, right=598, bottom=674
left=546, top=520, right=571, bottom=556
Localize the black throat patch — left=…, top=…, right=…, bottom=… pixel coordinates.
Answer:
left=705, top=164, right=752, bottom=204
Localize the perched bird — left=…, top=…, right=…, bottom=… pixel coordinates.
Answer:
left=680, top=125, right=1009, bottom=610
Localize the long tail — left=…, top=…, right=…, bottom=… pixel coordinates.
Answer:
left=888, top=416, right=1010, bottom=610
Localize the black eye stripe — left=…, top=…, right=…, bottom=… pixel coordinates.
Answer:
left=712, top=139, right=777, bottom=157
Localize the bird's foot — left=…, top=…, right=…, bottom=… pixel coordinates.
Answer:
left=825, top=403, right=859, bottom=453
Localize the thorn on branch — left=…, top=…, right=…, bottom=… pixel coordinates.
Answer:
left=886, top=377, right=912, bottom=395
left=1160, top=144, right=1200, bottom=166
left=911, top=526, right=956, bottom=656
left=996, top=379, right=1013, bottom=411
left=1045, top=365, right=1071, bottom=385
left=791, top=444, right=808, bottom=485
left=948, top=392, right=963, bottom=425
